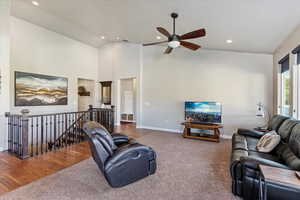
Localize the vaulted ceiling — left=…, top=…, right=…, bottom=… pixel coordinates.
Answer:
left=12, top=0, right=300, bottom=54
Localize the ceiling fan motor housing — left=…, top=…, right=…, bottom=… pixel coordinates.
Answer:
left=169, top=34, right=180, bottom=41
left=171, top=13, right=178, bottom=19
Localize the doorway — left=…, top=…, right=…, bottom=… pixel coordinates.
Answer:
left=119, top=78, right=137, bottom=126
left=77, top=78, right=95, bottom=111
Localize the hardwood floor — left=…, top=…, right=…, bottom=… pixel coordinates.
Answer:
left=0, top=123, right=146, bottom=196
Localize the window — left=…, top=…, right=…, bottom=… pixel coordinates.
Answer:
left=278, top=55, right=290, bottom=116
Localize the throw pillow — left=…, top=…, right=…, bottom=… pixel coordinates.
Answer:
left=256, top=131, right=281, bottom=153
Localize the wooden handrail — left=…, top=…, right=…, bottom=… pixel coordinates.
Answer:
left=7, top=108, right=114, bottom=118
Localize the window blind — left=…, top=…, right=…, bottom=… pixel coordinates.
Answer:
left=292, top=45, right=300, bottom=65
left=278, top=54, right=289, bottom=73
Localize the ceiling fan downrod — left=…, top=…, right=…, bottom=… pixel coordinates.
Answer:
left=171, top=13, right=178, bottom=35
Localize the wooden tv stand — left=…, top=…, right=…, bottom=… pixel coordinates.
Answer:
left=181, top=122, right=223, bottom=142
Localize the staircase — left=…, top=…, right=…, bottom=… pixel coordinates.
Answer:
left=6, top=106, right=114, bottom=159
left=48, top=113, right=86, bottom=150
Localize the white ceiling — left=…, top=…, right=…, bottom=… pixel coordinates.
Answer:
left=11, top=0, right=300, bottom=54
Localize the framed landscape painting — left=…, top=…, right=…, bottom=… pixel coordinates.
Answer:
left=15, top=71, right=68, bottom=106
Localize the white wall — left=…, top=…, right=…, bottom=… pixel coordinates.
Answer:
left=10, top=17, right=99, bottom=115
left=0, top=0, right=11, bottom=150
left=98, top=42, right=142, bottom=125
left=142, top=47, right=273, bottom=136
left=98, top=43, right=273, bottom=137
left=273, top=24, right=300, bottom=114
left=98, top=42, right=141, bottom=82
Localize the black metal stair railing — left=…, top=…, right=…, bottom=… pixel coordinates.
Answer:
left=5, top=105, right=115, bottom=159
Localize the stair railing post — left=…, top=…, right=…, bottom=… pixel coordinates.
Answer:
left=5, top=112, right=12, bottom=152
left=88, top=105, right=93, bottom=121
left=20, top=109, right=30, bottom=159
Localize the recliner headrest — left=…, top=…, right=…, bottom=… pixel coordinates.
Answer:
left=277, top=119, right=299, bottom=143
left=289, top=123, right=300, bottom=158
left=83, top=121, right=117, bottom=151
left=267, top=115, right=290, bottom=131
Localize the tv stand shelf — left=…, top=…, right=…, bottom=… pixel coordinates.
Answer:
left=181, top=122, right=223, bottom=142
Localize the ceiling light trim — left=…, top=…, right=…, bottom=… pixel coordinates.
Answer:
left=32, top=1, right=39, bottom=6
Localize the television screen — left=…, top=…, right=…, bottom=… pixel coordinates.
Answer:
left=185, top=102, right=222, bottom=124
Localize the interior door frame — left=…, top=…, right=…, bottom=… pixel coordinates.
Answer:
left=116, top=77, right=138, bottom=126
left=77, top=77, right=96, bottom=111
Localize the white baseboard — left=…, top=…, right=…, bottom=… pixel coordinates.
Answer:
left=137, top=126, right=181, bottom=133
left=120, top=120, right=136, bottom=123
left=221, top=134, right=232, bottom=139
left=136, top=125, right=232, bottom=140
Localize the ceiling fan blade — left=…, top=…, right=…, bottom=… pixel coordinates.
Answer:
left=180, top=41, right=201, bottom=51
left=180, top=29, right=206, bottom=40
left=164, top=47, right=173, bottom=54
left=143, top=41, right=168, bottom=46
left=157, top=27, right=171, bottom=38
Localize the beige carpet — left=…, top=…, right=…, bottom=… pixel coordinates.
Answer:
left=0, top=132, right=238, bottom=200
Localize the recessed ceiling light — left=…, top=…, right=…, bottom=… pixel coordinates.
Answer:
left=101, top=36, right=105, bottom=40
left=156, top=36, right=161, bottom=40
left=32, top=1, right=39, bottom=6
left=226, top=40, right=233, bottom=44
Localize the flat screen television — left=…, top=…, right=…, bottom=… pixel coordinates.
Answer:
left=185, top=102, right=222, bottom=124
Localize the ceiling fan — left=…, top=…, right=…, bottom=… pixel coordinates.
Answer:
left=143, top=13, right=206, bottom=54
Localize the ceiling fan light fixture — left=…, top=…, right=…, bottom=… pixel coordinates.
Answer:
left=168, top=40, right=180, bottom=48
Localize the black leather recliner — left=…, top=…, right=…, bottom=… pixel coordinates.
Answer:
left=83, top=121, right=157, bottom=188
left=230, top=115, right=300, bottom=200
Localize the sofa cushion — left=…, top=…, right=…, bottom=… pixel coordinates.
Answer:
left=278, top=143, right=300, bottom=170
left=274, top=141, right=287, bottom=156
left=277, top=119, right=299, bottom=142
left=245, top=137, right=260, bottom=151
left=267, top=115, right=289, bottom=131
left=289, top=123, right=300, bottom=158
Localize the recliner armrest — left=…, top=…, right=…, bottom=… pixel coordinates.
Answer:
left=240, top=156, right=290, bottom=170
left=237, top=128, right=266, bottom=139
left=105, top=143, right=154, bottom=172
left=111, top=133, right=130, bottom=145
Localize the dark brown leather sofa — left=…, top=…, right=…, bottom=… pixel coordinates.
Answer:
left=230, top=115, right=300, bottom=200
